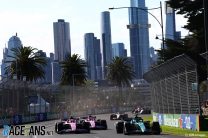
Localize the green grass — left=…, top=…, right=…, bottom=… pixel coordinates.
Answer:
left=162, top=126, right=208, bottom=137
left=142, top=115, right=153, bottom=122
left=142, top=115, right=208, bottom=137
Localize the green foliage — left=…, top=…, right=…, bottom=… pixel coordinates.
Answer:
left=157, top=0, right=206, bottom=63
left=5, top=46, right=47, bottom=81
left=168, top=0, right=204, bottom=32
left=107, top=57, right=135, bottom=87
left=60, top=54, right=87, bottom=86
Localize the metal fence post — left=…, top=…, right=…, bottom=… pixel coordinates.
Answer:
left=178, top=73, right=183, bottom=114
left=171, top=77, right=175, bottom=114
left=185, top=68, right=191, bottom=114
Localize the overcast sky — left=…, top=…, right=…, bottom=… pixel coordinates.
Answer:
left=0, top=0, right=188, bottom=60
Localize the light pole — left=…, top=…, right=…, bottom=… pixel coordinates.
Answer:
left=109, top=1, right=165, bottom=54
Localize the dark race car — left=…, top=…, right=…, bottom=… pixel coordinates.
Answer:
left=110, top=112, right=128, bottom=120
left=55, top=117, right=90, bottom=134
left=132, top=107, right=151, bottom=115
left=81, top=115, right=107, bottom=130
left=116, top=116, right=161, bottom=135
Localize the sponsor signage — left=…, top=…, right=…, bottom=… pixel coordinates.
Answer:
left=152, top=112, right=199, bottom=131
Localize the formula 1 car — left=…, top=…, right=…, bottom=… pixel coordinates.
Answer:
left=55, top=117, right=90, bottom=134
left=116, top=116, right=161, bottom=135
left=110, top=112, right=128, bottom=120
left=132, top=107, right=151, bottom=114
left=81, top=115, right=107, bottom=130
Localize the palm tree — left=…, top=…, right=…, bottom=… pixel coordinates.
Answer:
left=60, top=54, right=87, bottom=85
left=5, top=46, right=47, bottom=81
left=107, top=57, right=135, bottom=106
left=107, top=56, right=135, bottom=87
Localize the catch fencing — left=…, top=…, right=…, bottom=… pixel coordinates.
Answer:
left=0, top=78, right=151, bottom=125
left=144, top=54, right=204, bottom=114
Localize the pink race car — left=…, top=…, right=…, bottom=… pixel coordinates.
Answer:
left=82, top=115, right=107, bottom=130
left=55, top=117, right=90, bottom=134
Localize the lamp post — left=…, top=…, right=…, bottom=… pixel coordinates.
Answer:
left=109, top=1, right=165, bottom=54
left=204, top=0, right=208, bottom=55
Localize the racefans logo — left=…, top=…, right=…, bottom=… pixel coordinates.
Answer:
left=2, top=125, right=53, bottom=136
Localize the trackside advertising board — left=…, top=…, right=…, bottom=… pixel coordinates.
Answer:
left=153, top=112, right=199, bottom=131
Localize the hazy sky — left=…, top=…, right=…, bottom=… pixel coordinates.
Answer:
left=0, top=0, right=188, bottom=60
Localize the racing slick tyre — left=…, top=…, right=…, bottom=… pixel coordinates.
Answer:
left=55, top=122, right=63, bottom=134
left=110, top=115, right=115, bottom=120
left=83, top=122, right=91, bottom=133
left=151, top=122, right=161, bottom=135
left=101, top=120, right=108, bottom=130
left=123, top=123, right=130, bottom=135
left=121, top=114, right=128, bottom=120
left=116, top=122, right=124, bottom=133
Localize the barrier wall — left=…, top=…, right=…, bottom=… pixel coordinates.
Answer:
left=0, top=106, right=132, bottom=127
left=153, top=112, right=199, bottom=131
left=0, top=113, right=59, bottom=127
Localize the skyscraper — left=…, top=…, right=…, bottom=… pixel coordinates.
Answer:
left=36, top=50, right=52, bottom=84
left=101, top=11, right=112, bottom=79
left=1, top=33, right=22, bottom=77
left=165, top=1, right=181, bottom=45
left=84, top=33, right=102, bottom=80
left=128, top=0, right=150, bottom=79
left=53, top=19, right=71, bottom=62
left=112, top=43, right=126, bottom=58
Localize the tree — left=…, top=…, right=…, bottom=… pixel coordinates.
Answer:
left=168, top=0, right=205, bottom=53
left=107, top=57, right=135, bottom=106
left=5, top=46, right=47, bottom=81
left=156, top=0, right=206, bottom=63
left=107, top=57, right=135, bottom=87
left=60, top=54, right=87, bottom=85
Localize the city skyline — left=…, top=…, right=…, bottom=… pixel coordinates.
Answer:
left=0, top=0, right=188, bottom=61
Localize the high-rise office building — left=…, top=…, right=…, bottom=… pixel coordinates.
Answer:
left=35, top=50, right=53, bottom=84
left=165, top=1, right=181, bottom=43
left=1, top=33, right=22, bottom=77
left=101, top=11, right=112, bottom=79
left=128, top=0, right=150, bottom=79
left=112, top=43, right=126, bottom=58
left=51, top=61, right=61, bottom=84
left=84, top=33, right=102, bottom=80
left=149, top=47, right=158, bottom=65
left=165, top=1, right=176, bottom=40
left=53, top=19, right=71, bottom=62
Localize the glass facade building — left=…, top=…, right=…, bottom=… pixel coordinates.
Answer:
left=165, top=1, right=176, bottom=40
left=101, top=11, right=112, bottom=79
left=1, top=34, right=22, bottom=77
left=128, top=0, right=150, bottom=79
left=112, top=43, right=126, bottom=58
left=53, top=19, right=71, bottom=62
left=165, top=1, right=181, bottom=47
left=84, top=33, right=102, bottom=80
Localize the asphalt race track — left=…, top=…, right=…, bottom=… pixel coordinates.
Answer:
left=0, top=113, right=187, bottom=138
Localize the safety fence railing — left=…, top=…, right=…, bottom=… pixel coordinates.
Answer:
left=144, top=54, right=202, bottom=114
left=0, top=79, right=151, bottom=126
